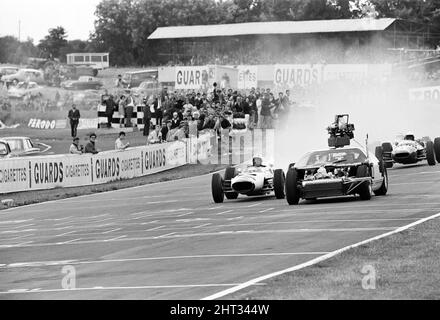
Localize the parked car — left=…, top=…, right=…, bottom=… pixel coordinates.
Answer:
left=0, top=140, right=14, bottom=159
left=129, top=80, right=165, bottom=97
left=1, top=68, right=45, bottom=85
left=1, top=137, right=51, bottom=157
left=61, top=76, right=103, bottom=90
left=121, top=69, right=158, bottom=88
left=7, top=81, right=44, bottom=99
left=0, top=66, right=19, bottom=78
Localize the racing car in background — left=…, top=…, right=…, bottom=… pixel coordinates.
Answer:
left=380, top=133, right=440, bottom=168
left=211, top=157, right=285, bottom=203
left=285, top=115, right=388, bottom=205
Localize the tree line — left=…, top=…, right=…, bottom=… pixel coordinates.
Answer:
left=1, top=0, right=440, bottom=67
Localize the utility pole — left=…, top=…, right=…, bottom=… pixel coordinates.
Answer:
left=18, top=19, right=21, bottom=42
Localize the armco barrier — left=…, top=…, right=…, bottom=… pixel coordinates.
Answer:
left=0, top=141, right=187, bottom=194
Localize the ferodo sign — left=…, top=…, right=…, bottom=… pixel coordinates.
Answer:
left=28, top=118, right=57, bottom=130
left=409, top=86, right=440, bottom=101
left=274, top=64, right=323, bottom=87
left=175, top=66, right=209, bottom=89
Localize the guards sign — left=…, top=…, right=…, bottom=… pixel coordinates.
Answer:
left=175, top=66, right=209, bottom=89
left=274, top=64, right=323, bottom=87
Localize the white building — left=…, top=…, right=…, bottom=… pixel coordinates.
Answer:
left=66, top=53, right=109, bottom=69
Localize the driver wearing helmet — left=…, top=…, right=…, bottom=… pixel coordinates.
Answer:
left=404, top=132, right=415, bottom=141
left=252, top=156, right=265, bottom=167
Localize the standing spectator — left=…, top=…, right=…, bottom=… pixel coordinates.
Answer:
left=67, top=104, right=80, bottom=138
left=154, top=95, right=163, bottom=126
left=202, top=114, right=216, bottom=130
left=233, top=96, right=243, bottom=113
left=115, top=74, right=123, bottom=88
left=69, top=137, right=83, bottom=154
left=160, top=122, right=169, bottom=142
left=242, top=97, right=251, bottom=115
left=283, top=89, right=291, bottom=107
left=84, top=133, right=99, bottom=154
left=260, top=93, right=274, bottom=129
left=170, top=112, right=181, bottom=129
left=118, top=95, right=126, bottom=127
left=101, top=89, right=110, bottom=104
left=142, top=98, right=152, bottom=137
left=105, top=95, right=115, bottom=128
left=115, top=131, right=130, bottom=150
left=183, top=98, right=193, bottom=114
left=125, top=94, right=135, bottom=127
left=212, top=82, right=219, bottom=103
left=274, top=92, right=285, bottom=118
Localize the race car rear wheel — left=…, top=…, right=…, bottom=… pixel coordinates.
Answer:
left=374, top=165, right=388, bottom=196
left=273, top=169, right=285, bottom=199
left=381, top=142, right=393, bottom=168
left=356, top=165, right=372, bottom=200
left=211, top=173, right=224, bottom=203
left=434, top=137, right=440, bottom=163
left=426, top=140, right=436, bottom=166
left=285, top=169, right=300, bottom=205
left=224, top=167, right=238, bottom=199
left=382, top=142, right=393, bottom=153
left=375, top=146, right=384, bottom=173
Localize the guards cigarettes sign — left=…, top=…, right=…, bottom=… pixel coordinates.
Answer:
left=274, top=64, right=323, bottom=87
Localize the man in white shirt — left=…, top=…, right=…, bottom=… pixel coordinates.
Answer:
left=147, top=125, right=162, bottom=144
left=115, top=131, right=130, bottom=150
left=69, top=137, right=83, bottom=154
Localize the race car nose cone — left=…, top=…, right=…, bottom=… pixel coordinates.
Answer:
left=392, top=151, right=417, bottom=164
left=232, top=181, right=255, bottom=193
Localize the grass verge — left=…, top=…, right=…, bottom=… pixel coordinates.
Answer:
left=0, top=163, right=225, bottom=210
left=227, top=216, right=440, bottom=300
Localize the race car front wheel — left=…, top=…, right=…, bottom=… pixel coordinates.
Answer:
left=381, top=142, right=394, bottom=168
left=426, top=140, right=436, bottom=166
left=356, top=165, right=372, bottom=200
left=211, top=173, right=224, bottom=203
left=434, top=137, right=440, bottom=163
left=374, top=165, right=388, bottom=196
left=285, top=169, right=300, bottom=205
left=224, top=167, right=238, bottom=199
left=273, top=169, right=285, bottom=199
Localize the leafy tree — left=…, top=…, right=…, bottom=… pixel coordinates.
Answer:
left=0, top=36, right=40, bottom=64
left=38, top=26, right=68, bottom=59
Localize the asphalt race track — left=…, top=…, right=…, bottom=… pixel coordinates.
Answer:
left=0, top=163, right=439, bottom=299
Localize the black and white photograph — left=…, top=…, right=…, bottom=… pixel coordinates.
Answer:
left=1, top=0, right=440, bottom=311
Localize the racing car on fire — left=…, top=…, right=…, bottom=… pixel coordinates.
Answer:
left=285, top=114, right=388, bottom=205
left=211, top=158, right=285, bottom=203
left=380, top=133, right=440, bottom=168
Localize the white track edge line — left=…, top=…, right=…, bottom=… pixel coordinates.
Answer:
left=202, top=211, right=440, bottom=300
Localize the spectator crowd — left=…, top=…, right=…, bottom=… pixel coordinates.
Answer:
left=99, top=82, right=294, bottom=143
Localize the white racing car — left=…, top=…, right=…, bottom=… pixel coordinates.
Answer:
left=211, top=157, right=285, bottom=203
left=380, top=133, right=440, bottom=168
